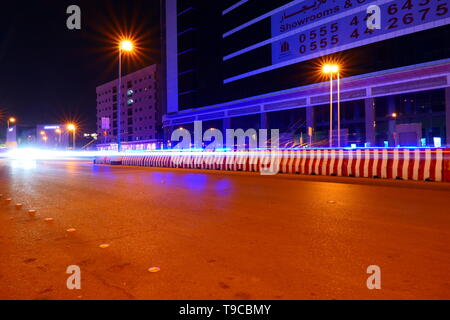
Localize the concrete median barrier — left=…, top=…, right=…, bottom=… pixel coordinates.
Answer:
left=94, top=148, right=448, bottom=182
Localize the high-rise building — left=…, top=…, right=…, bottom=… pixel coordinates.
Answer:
left=162, top=0, right=450, bottom=148
left=96, top=65, right=162, bottom=150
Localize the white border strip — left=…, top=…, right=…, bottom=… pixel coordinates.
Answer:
left=223, top=0, right=250, bottom=16
left=224, top=17, right=450, bottom=84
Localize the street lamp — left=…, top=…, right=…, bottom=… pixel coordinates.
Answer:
left=120, top=40, right=133, bottom=52
left=55, top=128, right=62, bottom=145
left=7, top=117, right=16, bottom=129
left=322, top=64, right=341, bottom=148
left=117, top=39, right=134, bottom=153
left=67, top=123, right=76, bottom=149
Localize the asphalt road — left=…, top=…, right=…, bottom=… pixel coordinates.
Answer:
left=1, top=159, right=450, bottom=300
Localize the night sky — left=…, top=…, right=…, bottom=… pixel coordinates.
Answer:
left=0, top=0, right=161, bottom=138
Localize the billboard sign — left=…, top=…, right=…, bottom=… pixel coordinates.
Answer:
left=101, top=117, right=110, bottom=130
left=272, top=0, right=450, bottom=65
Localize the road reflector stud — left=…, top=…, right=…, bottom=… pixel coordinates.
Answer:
left=67, top=228, right=77, bottom=233
left=99, top=244, right=110, bottom=249
left=28, top=210, right=37, bottom=216
left=148, top=267, right=161, bottom=273
left=15, top=204, right=23, bottom=210
left=5, top=198, right=12, bottom=204
left=44, top=218, right=54, bottom=223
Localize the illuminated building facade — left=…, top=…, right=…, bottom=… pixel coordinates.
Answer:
left=96, top=65, right=162, bottom=150
left=162, top=0, right=450, bottom=147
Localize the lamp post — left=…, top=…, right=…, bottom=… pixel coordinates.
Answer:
left=67, top=124, right=76, bottom=149
left=117, top=40, right=134, bottom=153
left=337, top=71, right=341, bottom=148
left=322, top=64, right=340, bottom=148
left=7, top=117, right=16, bottom=129
left=55, top=128, right=62, bottom=146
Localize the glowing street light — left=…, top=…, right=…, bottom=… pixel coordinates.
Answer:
left=322, top=64, right=341, bottom=148
left=322, top=64, right=339, bottom=74
left=7, top=117, right=16, bottom=129
left=120, top=40, right=133, bottom=52
left=67, top=124, right=76, bottom=149
left=117, top=39, right=134, bottom=153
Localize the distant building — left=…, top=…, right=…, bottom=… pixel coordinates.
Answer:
left=16, top=125, right=36, bottom=147
left=35, top=124, right=70, bottom=149
left=96, top=65, right=162, bottom=151
left=5, top=124, right=70, bottom=149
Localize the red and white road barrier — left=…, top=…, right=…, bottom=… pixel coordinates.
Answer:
left=277, top=149, right=444, bottom=181
left=95, top=148, right=449, bottom=182
left=444, top=149, right=450, bottom=182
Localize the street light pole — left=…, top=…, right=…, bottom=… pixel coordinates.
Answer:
left=323, top=64, right=340, bottom=148
left=73, top=128, right=76, bottom=149
left=337, top=72, right=341, bottom=148
left=329, top=72, right=333, bottom=148
left=55, top=129, right=62, bottom=147
left=116, top=40, right=133, bottom=153
left=7, top=117, right=16, bottom=129
left=118, top=49, right=122, bottom=153
left=67, top=124, right=76, bottom=150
